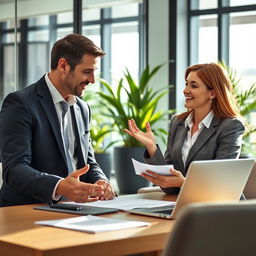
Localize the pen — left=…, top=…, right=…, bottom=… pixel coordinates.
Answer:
left=50, top=204, right=82, bottom=211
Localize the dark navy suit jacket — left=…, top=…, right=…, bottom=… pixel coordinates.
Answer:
left=0, top=76, right=107, bottom=206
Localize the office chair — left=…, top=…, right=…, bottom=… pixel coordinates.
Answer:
left=0, top=163, right=2, bottom=187
left=243, top=160, right=256, bottom=199
left=162, top=201, right=256, bottom=256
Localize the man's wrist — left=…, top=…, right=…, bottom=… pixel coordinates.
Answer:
left=52, top=178, right=64, bottom=200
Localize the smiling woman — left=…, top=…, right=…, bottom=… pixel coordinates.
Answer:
left=125, top=63, right=245, bottom=195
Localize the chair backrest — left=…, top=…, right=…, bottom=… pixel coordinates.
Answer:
left=0, top=163, right=2, bottom=188
left=243, top=160, right=256, bottom=199
left=162, top=201, right=256, bottom=256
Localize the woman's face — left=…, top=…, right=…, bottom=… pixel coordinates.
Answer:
left=183, top=71, right=215, bottom=111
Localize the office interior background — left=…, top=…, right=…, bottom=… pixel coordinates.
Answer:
left=0, top=0, right=256, bottom=188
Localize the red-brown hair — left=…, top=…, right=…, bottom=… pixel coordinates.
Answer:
left=178, top=63, right=240, bottom=120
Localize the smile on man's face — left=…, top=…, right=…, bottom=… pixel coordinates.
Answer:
left=63, top=54, right=98, bottom=98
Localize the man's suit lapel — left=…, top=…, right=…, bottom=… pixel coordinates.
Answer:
left=71, top=104, right=86, bottom=167
left=36, top=78, right=66, bottom=163
left=185, top=117, right=220, bottom=168
left=71, top=100, right=90, bottom=165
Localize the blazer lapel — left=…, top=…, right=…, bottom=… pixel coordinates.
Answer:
left=71, top=105, right=86, bottom=166
left=72, top=100, right=90, bottom=164
left=185, top=117, right=220, bottom=168
left=173, top=122, right=189, bottom=172
left=36, top=78, right=66, bottom=162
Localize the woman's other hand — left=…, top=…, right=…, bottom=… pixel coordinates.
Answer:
left=141, top=168, right=185, bottom=188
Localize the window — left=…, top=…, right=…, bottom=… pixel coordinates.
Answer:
left=111, top=21, right=139, bottom=84
left=0, top=1, right=144, bottom=104
left=190, top=14, right=218, bottom=63
left=82, top=1, right=142, bottom=86
left=229, top=11, right=256, bottom=87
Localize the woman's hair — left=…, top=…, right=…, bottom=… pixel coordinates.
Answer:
left=178, top=63, right=240, bottom=120
left=51, top=33, right=105, bottom=71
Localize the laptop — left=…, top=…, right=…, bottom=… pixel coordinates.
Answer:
left=243, top=160, right=256, bottom=199
left=127, top=158, right=255, bottom=219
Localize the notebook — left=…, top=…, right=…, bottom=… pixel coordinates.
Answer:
left=34, top=203, right=118, bottom=215
left=127, top=158, right=255, bottom=219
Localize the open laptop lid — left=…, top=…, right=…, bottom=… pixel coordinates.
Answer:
left=243, top=160, right=256, bottom=199
left=171, top=158, right=255, bottom=218
left=128, top=158, right=255, bottom=219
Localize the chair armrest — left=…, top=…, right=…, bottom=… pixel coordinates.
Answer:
left=137, top=186, right=162, bottom=193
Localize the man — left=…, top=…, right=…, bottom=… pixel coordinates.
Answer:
left=0, top=33, right=115, bottom=206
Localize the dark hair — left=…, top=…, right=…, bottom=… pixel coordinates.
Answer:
left=51, top=33, right=105, bottom=71
left=178, top=63, right=240, bottom=120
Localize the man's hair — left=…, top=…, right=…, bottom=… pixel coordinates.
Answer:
left=51, top=33, right=105, bottom=71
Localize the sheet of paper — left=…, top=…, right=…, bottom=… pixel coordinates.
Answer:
left=63, top=196, right=175, bottom=211
left=35, top=215, right=150, bottom=234
left=132, top=158, right=173, bottom=176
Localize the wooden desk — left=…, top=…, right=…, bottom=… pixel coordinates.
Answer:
left=0, top=192, right=176, bottom=256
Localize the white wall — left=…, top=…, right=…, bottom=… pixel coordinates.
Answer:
left=176, top=0, right=188, bottom=113
left=148, top=0, right=169, bottom=151
left=147, top=0, right=188, bottom=149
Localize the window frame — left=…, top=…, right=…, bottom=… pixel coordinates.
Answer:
left=0, top=0, right=145, bottom=96
left=188, top=0, right=256, bottom=65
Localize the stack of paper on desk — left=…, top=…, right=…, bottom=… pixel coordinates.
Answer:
left=63, top=196, right=175, bottom=211
left=35, top=215, right=150, bottom=233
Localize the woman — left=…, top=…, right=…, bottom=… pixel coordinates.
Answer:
left=124, top=63, right=244, bottom=194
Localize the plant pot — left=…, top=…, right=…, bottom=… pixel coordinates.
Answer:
left=114, top=146, right=151, bottom=194
left=95, top=152, right=112, bottom=180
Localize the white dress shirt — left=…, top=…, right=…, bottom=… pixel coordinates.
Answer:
left=44, top=74, right=78, bottom=200
left=181, top=111, right=214, bottom=166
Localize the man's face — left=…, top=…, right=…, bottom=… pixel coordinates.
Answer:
left=63, top=54, right=98, bottom=98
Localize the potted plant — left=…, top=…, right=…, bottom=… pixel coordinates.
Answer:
left=98, top=64, right=171, bottom=193
left=220, top=62, right=256, bottom=157
left=82, top=91, right=116, bottom=179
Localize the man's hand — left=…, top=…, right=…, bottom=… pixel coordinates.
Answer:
left=95, top=180, right=115, bottom=200
left=56, top=165, right=104, bottom=202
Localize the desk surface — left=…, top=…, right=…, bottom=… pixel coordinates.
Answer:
left=0, top=192, right=176, bottom=256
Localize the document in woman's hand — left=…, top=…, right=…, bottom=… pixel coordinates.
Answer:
left=132, top=158, right=173, bottom=176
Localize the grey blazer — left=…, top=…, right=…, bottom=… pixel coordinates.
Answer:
left=144, top=114, right=245, bottom=194
left=0, top=76, right=107, bottom=206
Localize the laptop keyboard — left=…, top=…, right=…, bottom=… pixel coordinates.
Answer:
left=154, top=209, right=173, bottom=215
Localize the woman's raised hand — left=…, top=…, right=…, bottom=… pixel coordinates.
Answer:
left=124, top=119, right=157, bottom=155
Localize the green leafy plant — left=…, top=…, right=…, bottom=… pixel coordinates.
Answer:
left=89, top=119, right=115, bottom=153
left=98, top=64, right=172, bottom=147
left=82, top=91, right=116, bottom=153
left=220, top=62, right=256, bottom=156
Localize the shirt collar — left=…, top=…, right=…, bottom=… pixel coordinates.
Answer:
left=44, top=73, right=76, bottom=106
left=202, top=111, right=214, bottom=128
left=185, top=111, right=214, bottom=129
